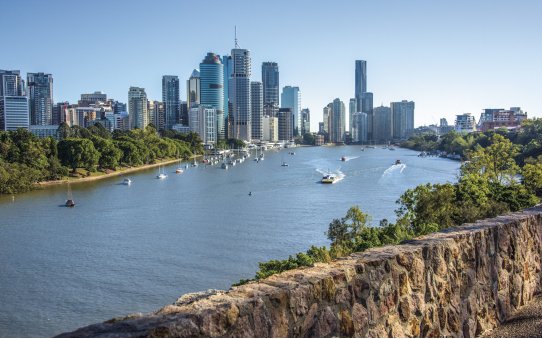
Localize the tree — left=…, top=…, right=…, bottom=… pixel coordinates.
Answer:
left=303, top=133, right=315, bottom=145
left=91, top=136, right=122, bottom=170
left=522, top=163, right=542, bottom=196
left=58, top=138, right=100, bottom=172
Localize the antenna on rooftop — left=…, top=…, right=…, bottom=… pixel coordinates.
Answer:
left=234, top=26, right=240, bottom=48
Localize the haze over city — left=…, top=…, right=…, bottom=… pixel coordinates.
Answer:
left=2, top=0, right=541, bottom=131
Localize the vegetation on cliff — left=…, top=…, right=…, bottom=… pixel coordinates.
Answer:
left=235, top=131, right=542, bottom=285
left=0, top=124, right=199, bottom=194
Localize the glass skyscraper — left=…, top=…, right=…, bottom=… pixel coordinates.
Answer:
left=250, top=81, right=263, bottom=140
left=162, top=75, right=180, bottom=130
left=27, top=72, right=53, bottom=125
left=199, top=52, right=224, bottom=140
left=231, top=48, right=251, bottom=141
left=128, top=87, right=148, bottom=129
left=0, top=70, right=29, bottom=131
left=262, top=62, right=279, bottom=106
left=280, top=86, right=301, bottom=136
left=391, top=100, right=415, bottom=140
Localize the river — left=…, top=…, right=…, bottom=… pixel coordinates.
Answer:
left=0, top=146, right=459, bottom=337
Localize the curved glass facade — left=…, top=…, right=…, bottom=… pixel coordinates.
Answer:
left=200, top=53, right=224, bottom=140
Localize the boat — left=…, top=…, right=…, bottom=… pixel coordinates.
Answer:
left=156, top=166, right=167, bottom=179
left=281, top=162, right=289, bottom=167
left=389, top=147, right=396, bottom=151
left=175, top=154, right=184, bottom=173
left=341, top=156, right=346, bottom=161
left=122, top=178, right=132, bottom=185
left=395, top=160, right=401, bottom=165
left=221, top=162, right=228, bottom=170
left=65, top=183, right=75, bottom=207
left=321, top=174, right=336, bottom=184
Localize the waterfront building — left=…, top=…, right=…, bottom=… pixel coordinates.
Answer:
left=29, top=125, right=59, bottom=139
left=323, top=105, right=331, bottom=135
left=455, top=113, right=476, bottom=133
left=277, top=108, right=293, bottom=141
left=0, top=70, right=29, bottom=131
left=128, top=87, right=148, bottom=129
left=373, top=105, right=392, bottom=143
left=79, top=91, right=107, bottom=107
left=221, top=55, right=232, bottom=137
left=262, top=62, right=279, bottom=106
left=391, top=100, right=415, bottom=140
left=355, top=60, right=367, bottom=111
left=262, top=115, right=278, bottom=142
left=250, top=81, right=263, bottom=140
left=280, top=86, right=301, bottom=136
left=349, top=98, right=356, bottom=134
left=329, top=98, right=345, bottom=143
left=301, top=108, right=310, bottom=135
left=27, top=72, right=53, bottom=126
left=263, top=103, right=279, bottom=118
left=148, top=100, right=165, bottom=131
left=189, top=105, right=217, bottom=145
left=200, top=53, right=224, bottom=139
left=186, top=69, right=200, bottom=110
left=230, top=48, right=252, bottom=141
left=315, top=134, right=325, bottom=146
left=478, top=107, right=527, bottom=132
left=162, top=75, right=180, bottom=130
left=351, top=112, right=368, bottom=143
left=179, top=101, right=189, bottom=126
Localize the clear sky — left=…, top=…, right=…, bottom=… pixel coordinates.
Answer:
left=2, top=0, right=541, bottom=131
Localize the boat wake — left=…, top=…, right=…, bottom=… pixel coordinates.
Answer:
left=378, top=164, right=407, bottom=184
left=340, top=156, right=360, bottom=162
left=316, top=168, right=345, bottom=183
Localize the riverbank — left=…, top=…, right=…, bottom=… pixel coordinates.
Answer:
left=36, top=157, right=193, bottom=188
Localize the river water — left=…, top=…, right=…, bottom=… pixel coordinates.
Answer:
left=0, top=146, right=459, bottom=337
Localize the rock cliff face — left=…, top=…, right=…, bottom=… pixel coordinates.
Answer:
left=58, top=206, right=542, bottom=337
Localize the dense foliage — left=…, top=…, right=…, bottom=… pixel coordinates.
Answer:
left=0, top=124, right=197, bottom=194
left=234, top=129, right=542, bottom=285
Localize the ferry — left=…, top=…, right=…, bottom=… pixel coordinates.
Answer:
left=321, top=174, right=336, bottom=184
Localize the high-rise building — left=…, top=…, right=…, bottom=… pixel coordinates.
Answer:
left=352, top=112, right=368, bottom=143
left=349, top=98, right=356, bottom=134
left=189, top=105, right=217, bottom=145
left=200, top=53, right=224, bottom=139
left=280, top=86, right=301, bottom=136
left=52, top=101, right=69, bottom=125
left=329, top=98, right=345, bottom=143
left=262, top=62, right=279, bottom=106
left=128, top=87, right=148, bottom=129
left=455, top=113, right=476, bottom=134
left=231, top=48, right=251, bottom=141
left=301, top=108, right=310, bottom=135
left=221, top=55, right=232, bottom=137
left=277, top=108, right=293, bottom=141
left=27, top=72, right=53, bottom=125
left=262, top=115, right=278, bottom=142
left=162, top=75, right=180, bottom=130
left=373, top=105, right=392, bottom=143
left=0, top=70, right=29, bottom=131
left=179, top=101, right=188, bottom=126
left=186, top=69, right=200, bottom=110
left=323, top=105, right=331, bottom=135
left=250, top=81, right=263, bottom=140
left=355, top=60, right=367, bottom=111
left=148, top=100, right=165, bottom=130
left=391, top=100, right=415, bottom=140
left=263, top=103, right=279, bottom=118
left=79, top=91, right=107, bottom=106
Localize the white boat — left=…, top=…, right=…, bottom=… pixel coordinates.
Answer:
left=122, top=178, right=132, bottom=185
left=281, top=162, right=289, bottom=167
left=175, top=153, right=184, bottom=173
left=156, top=166, right=167, bottom=179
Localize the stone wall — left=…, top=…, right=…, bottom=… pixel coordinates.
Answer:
left=58, top=206, right=542, bottom=337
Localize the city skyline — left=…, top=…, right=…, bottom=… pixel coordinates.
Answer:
left=1, top=0, right=541, bottom=132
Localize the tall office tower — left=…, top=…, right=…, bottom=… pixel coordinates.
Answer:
left=373, top=105, right=392, bottom=143
left=162, top=75, right=180, bottom=130
left=352, top=112, right=368, bottom=143
left=263, top=103, right=279, bottom=118
left=262, top=115, right=278, bottom=142
left=330, top=98, right=345, bottom=143
left=250, top=81, right=263, bottom=140
left=362, top=92, right=374, bottom=139
left=52, top=101, right=69, bottom=125
left=280, top=86, right=301, bottom=136
left=200, top=53, right=225, bottom=139
left=277, top=108, right=293, bottom=141
left=79, top=91, right=107, bottom=106
left=391, top=100, right=415, bottom=140
left=301, top=108, right=310, bottom=135
left=323, top=105, right=331, bottom=134
left=186, top=69, right=200, bottom=110
left=189, top=105, right=217, bottom=145
left=27, top=72, right=53, bottom=125
left=148, top=100, right=165, bottom=131
left=348, top=98, right=356, bottom=134
left=354, top=60, right=367, bottom=111
left=230, top=48, right=251, bottom=141
left=221, top=55, right=232, bottom=137
left=128, top=87, right=148, bottom=129
left=0, top=70, right=29, bottom=131
left=112, top=101, right=127, bottom=114
left=179, top=101, right=188, bottom=126
left=262, top=62, right=279, bottom=106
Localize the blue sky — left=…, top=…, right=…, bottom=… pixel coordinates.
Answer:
left=2, top=0, right=541, bottom=131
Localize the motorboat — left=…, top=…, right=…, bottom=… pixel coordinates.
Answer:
left=395, top=160, right=401, bottom=165
left=321, top=174, right=336, bottom=184
left=65, top=199, right=75, bottom=207
left=221, top=162, right=228, bottom=170
left=123, top=178, right=132, bottom=185
left=341, top=156, right=346, bottom=161
left=281, top=162, right=289, bottom=167
left=175, top=168, right=184, bottom=174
